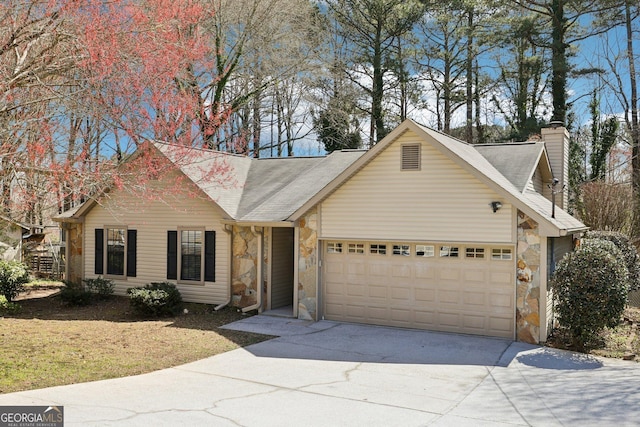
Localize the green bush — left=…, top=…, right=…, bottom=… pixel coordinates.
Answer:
left=0, top=295, right=20, bottom=314
left=84, top=277, right=115, bottom=300
left=127, top=282, right=183, bottom=317
left=551, top=238, right=629, bottom=351
left=60, top=281, right=93, bottom=306
left=0, top=260, right=30, bottom=302
left=585, top=230, right=640, bottom=291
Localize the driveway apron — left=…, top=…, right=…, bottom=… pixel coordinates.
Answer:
left=0, top=316, right=639, bottom=426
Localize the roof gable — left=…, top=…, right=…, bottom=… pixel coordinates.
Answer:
left=290, top=119, right=585, bottom=235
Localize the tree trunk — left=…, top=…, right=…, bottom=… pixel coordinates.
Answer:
left=626, top=0, right=640, bottom=234
left=372, top=22, right=386, bottom=145
left=550, top=0, right=568, bottom=124
left=466, top=8, right=474, bottom=143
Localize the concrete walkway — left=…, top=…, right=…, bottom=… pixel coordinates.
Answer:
left=1, top=316, right=639, bottom=426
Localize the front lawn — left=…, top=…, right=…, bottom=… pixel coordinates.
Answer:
left=0, top=289, right=271, bottom=394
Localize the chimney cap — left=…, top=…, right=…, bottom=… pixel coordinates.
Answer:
left=549, top=121, right=564, bottom=129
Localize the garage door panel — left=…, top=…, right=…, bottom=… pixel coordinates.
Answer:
left=323, top=243, right=515, bottom=339
left=368, top=285, right=387, bottom=299
left=325, top=281, right=345, bottom=296
left=392, top=265, right=411, bottom=278
left=438, top=289, right=460, bottom=304
left=391, top=308, right=410, bottom=323
left=439, top=268, right=460, bottom=281
left=438, top=311, right=461, bottom=327
left=368, top=306, right=389, bottom=322
left=489, top=317, right=513, bottom=334
left=463, top=268, right=488, bottom=283
left=346, top=283, right=367, bottom=297
left=415, top=264, right=435, bottom=279
left=489, top=292, right=513, bottom=309
left=463, top=291, right=486, bottom=306
left=369, top=263, right=390, bottom=276
left=415, top=288, right=436, bottom=303
left=390, top=287, right=411, bottom=301
left=463, top=314, right=486, bottom=330
left=491, top=271, right=513, bottom=283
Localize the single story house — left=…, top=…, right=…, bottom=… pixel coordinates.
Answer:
left=55, top=119, right=586, bottom=344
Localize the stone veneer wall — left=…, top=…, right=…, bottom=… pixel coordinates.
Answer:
left=231, top=226, right=258, bottom=307
left=297, top=208, right=318, bottom=320
left=65, top=223, right=83, bottom=285
left=516, top=211, right=541, bottom=343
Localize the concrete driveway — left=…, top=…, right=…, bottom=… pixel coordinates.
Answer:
left=1, top=316, right=640, bottom=426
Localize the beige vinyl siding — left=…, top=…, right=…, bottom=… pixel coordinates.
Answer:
left=84, top=175, right=229, bottom=305
left=320, top=130, right=513, bottom=243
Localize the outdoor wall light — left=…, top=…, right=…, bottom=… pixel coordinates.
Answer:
left=490, top=201, right=503, bottom=213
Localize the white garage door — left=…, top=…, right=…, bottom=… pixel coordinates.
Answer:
left=322, top=241, right=515, bottom=338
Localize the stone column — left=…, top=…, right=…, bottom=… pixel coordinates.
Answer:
left=516, top=211, right=541, bottom=344
left=297, top=208, right=318, bottom=320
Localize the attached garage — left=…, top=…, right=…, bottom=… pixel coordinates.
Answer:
left=322, top=241, right=516, bottom=338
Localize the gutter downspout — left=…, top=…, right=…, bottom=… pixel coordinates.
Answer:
left=241, top=226, right=264, bottom=314
left=214, top=224, right=234, bottom=311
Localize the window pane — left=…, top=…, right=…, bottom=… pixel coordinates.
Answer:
left=492, top=248, right=513, bottom=260
left=393, top=244, right=410, bottom=256
left=416, top=245, right=434, bottom=257
left=181, top=230, right=202, bottom=281
left=106, top=228, right=125, bottom=275
left=370, top=244, right=387, bottom=255
left=348, top=243, right=364, bottom=254
left=327, top=242, right=342, bottom=253
left=465, top=248, right=485, bottom=259
left=440, top=246, right=459, bottom=257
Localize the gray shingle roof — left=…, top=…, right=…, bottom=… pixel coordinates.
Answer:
left=156, top=143, right=366, bottom=222
left=56, top=121, right=586, bottom=235
left=237, top=150, right=366, bottom=222
left=474, top=143, right=545, bottom=192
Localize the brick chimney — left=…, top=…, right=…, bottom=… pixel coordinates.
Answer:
left=541, top=122, right=569, bottom=210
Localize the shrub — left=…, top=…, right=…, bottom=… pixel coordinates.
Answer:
left=84, top=277, right=115, bottom=300
left=551, top=238, right=629, bottom=351
left=127, top=282, right=183, bottom=317
left=60, top=281, right=93, bottom=306
left=0, top=260, right=30, bottom=302
left=585, top=230, right=640, bottom=291
left=0, top=295, right=20, bottom=314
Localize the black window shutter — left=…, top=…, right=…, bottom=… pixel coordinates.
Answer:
left=95, top=229, right=104, bottom=275
left=167, top=231, right=177, bottom=280
left=204, top=231, right=216, bottom=282
left=127, top=230, right=137, bottom=277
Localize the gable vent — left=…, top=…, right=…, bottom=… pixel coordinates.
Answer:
left=401, top=144, right=421, bottom=170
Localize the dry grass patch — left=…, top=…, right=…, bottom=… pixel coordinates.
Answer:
left=0, top=292, right=272, bottom=394
left=547, top=307, right=640, bottom=361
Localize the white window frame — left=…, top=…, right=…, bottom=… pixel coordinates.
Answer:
left=492, top=248, right=513, bottom=260
left=348, top=243, right=365, bottom=254
left=327, top=242, right=343, bottom=254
